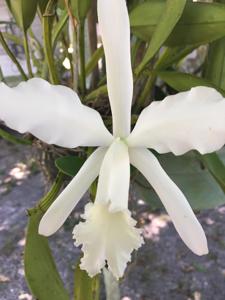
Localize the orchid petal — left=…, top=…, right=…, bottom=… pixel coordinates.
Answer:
left=0, top=78, right=113, bottom=148
left=73, top=202, right=143, bottom=279
left=127, top=87, right=225, bottom=155
left=129, top=148, right=208, bottom=256
left=98, top=0, right=133, bottom=137
left=39, top=147, right=107, bottom=236
left=95, top=138, right=130, bottom=212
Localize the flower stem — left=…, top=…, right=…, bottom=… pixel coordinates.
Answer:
left=103, top=269, right=120, bottom=300
left=23, top=31, right=33, bottom=78
left=0, top=128, right=32, bottom=145
left=32, top=172, right=65, bottom=213
left=0, top=31, right=28, bottom=81
left=43, top=0, right=59, bottom=84
left=79, top=20, right=86, bottom=95
left=134, top=73, right=156, bottom=112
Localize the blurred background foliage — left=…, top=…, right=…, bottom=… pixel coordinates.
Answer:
left=0, top=0, right=225, bottom=299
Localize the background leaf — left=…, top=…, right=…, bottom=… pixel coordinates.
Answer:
left=55, top=156, right=85, bottom=177
left=204, top=39, right=225, bottom=90
left=136, top=0, right=186, bottom=73
left=6, top=0, right=38, bottom=31
left=133, top=152, right=225, bottom=211
left=157, top=71, right=222, bottom=93
left=130, top=1, right=225, bottom=47
left=70, top=0, right=92, bottom=21
left=24, top=209, right=70, bottom=300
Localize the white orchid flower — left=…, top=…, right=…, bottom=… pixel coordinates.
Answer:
left=1, top=0, right=225, bottom=279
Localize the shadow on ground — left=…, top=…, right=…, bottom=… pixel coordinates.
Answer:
left=0, top=139, right=225, bottom=300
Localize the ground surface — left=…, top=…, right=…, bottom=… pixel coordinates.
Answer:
left=0, top=139, right=225, bottom=300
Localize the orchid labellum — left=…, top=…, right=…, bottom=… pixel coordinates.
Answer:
left=1, top=0, right=225, bottom=279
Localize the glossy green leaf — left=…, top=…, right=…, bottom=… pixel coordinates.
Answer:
left=130, top=1, right=225, bottom=47
left=202, top=153, right=225, bottom=193
left=133, top=153, right=225, bottom=211
left=24, top=209, right=70, bottom=300
left=55, top=155, right=85, bottom=177
left=74, top=263, right=99, bottom=300
left=70, top=0, right=91, bottom=21
left=6, top=0, right=38, bottom=31
left=202, top=27, right=225, bottom=195
left=204, top=38, right=225, bottom=91
left=157, top=71, right=225, bottom=96
left=136, top=0, right=186, bottom=73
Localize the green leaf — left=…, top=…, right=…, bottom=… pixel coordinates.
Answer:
left=6, top=0, right=38, bottom=31
left=202, top=31, right=225, bottom=195
left=204, top=38, right=225, bottom=91
left=157, top=71, right=225, bottom=96
left=134, top=152, right=225, bottom=211
left=74, top=263, right=99, bottom=300
left=70, top=0, right=91, bottom=21
left=130, top=1, right=225, bottom=47
left=55, top=156, right=85, bottom=177
left=155, top=46, right=196, bottom=70
left=24, top=209, right=70, bottom=300
left=136, top=0, right=186, bottom=74
left=202, top=153, right=225, bottom=193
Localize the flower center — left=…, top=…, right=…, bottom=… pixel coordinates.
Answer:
left=114, top=136, right=128, bottom=147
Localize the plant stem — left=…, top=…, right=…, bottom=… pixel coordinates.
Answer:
left=88, top=0, right=99, bottom=88
left=103, top=269, right=120, bottom=300
left=79, top=21, right=86, bottom=95
left=38, top=172, right=65, bottom=212
left=43, top=0, right=59, bottom=84
left=134, top=73, right=156, bottom=112
left=0, top=31, right=28, bottom=81
left=0, top=128, right=32, bottom=145
left=64, top=0, right=79, bottom=92
left=23, top=31, right=33, bottom=78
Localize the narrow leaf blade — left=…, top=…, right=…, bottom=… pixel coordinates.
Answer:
left=24, top=210, right=70, bottom=300
left=136, top=0, right=186, bottom=73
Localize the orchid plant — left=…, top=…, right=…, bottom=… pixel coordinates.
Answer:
left=1, top=0, right=225, bottom=278
left=1, top=0, right=225, bottom=298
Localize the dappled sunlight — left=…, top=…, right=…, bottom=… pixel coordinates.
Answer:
left=0, top=224, right=8, bottom=231
left=17, top=238, right=26, bottom=247
left=18, top=293, right=32, bottom=300
left=9, top=163, right=30, bottom=180
left=0, top=274, right=10, bottom=283
left=205, top=217, right=214, bottom=225
left=142, top=213, right=171, bottom=242
left=192, top=291, right=202, bottom=300
left=0, top=162, right=31, bottom=194
left=217, top=206, right=225, bottom=214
